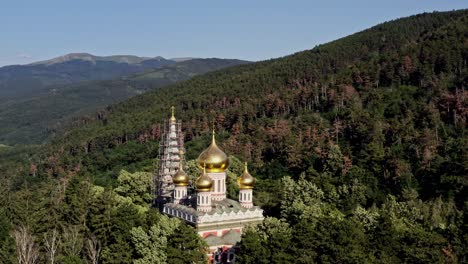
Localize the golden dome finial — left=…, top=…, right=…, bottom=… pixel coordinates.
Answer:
left=238, top=161, right=255, bottom=189
left=212, top=125, right=216, bottom=145
left=170, top=106, right=176, bottom=123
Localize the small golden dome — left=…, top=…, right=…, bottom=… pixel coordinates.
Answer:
left=196, top=166, right=213, bottom=192
left=170, top=106, right=176, bottom=123
left=197, top=129, right=229, bottom=173
left=173, top=162, right=189, bottom=187
left=237, top=162, right=255, bottom=189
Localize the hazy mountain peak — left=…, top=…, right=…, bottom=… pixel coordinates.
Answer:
left=29, top=53, right=171, bottom=66
left=30, top=53, right=97, bottom=65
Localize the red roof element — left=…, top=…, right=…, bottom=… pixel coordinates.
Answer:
left=202, top=231, right=218, bottom=238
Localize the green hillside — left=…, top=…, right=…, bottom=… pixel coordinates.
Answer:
left=40, top=10, right=466, bottom=195
left=0, top=10, right=467, bottom=263
left=0, top=58, right=249, bottom=144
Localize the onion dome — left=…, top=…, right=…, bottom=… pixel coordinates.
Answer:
left=237, top=162, right=255, bottom=189
left=197, top=129, right=229, bottom=173
left=170, top=106, right=176, bottom=123
left=196, top=166, right=213, bottom=192
left=172, top=162, right=189, bottom=187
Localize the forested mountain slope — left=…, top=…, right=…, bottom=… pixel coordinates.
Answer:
left=1, top=10, right=467, bottom=263
left=36, top=10, right=466, bottom=200
left=0, top=58, right=249, bottom=144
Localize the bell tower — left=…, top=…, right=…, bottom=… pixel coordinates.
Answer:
left=154, top=107, right=185, bottom=207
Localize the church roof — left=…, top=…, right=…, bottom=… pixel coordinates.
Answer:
left=221, top=229, right=242, bottom=245
left=205, top=229, right=241, bottom=247
left=205, top=235, right=224, bottom=247
left=164, top=198, right=261, bottom=216
left=203, top=198, right=261, bottom=215
left=164, top=202, right=198, bottom=215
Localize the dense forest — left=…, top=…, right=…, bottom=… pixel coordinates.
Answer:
left=0, top=10, right=467, bottom=263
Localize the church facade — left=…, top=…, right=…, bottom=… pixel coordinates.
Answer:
left=155, top=108, right=264, bottom=263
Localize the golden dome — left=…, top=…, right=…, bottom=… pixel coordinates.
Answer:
left=197, top=130, right=229, bottom=173
left=196, top=166, right=213, bottom=192
left=170, top=106, right=176, bottom=123
left=237, top=162, right=255, bottom=189
left=172, top=162, right=189, bottom=187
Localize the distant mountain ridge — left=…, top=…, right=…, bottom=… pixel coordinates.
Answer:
left=0, top=53, right=193, bottom=98
left=29, top=53, right=163, bottom=66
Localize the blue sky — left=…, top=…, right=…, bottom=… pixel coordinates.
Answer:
left=0, top=0, right=466, bottom=66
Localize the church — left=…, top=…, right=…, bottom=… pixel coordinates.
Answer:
left=154, top=108, right=264, bottom=263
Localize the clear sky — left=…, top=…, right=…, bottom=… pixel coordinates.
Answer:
left=0, top=0, right=466, bottom=66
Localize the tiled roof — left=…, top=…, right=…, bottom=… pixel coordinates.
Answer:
left=164, top=198, right=262, bottom=216
left=205, top=235, right=224, bottom=246
left=164, top=203, right=198, bottom=214
left=221, top=229, right=242, bottom=245
left=205, top=229, right=241, bottom=247
left=205, top=199, right=261, bottom=216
